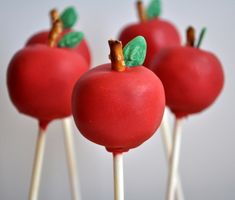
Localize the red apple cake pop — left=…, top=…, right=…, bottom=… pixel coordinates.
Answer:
left=7, top=20, right=88, bottom=200
left=119, top=0, right=180, bottom=68
left=72, top=36, right=165, bottom=200
left=26, top=6, right=91, bottom=67
left=150, top=26, right=224, bottom=200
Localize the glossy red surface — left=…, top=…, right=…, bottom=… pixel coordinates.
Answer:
left=7, top=44, right=88, bottom=129
left=119, top=18, right=180, bottom=68
left=72, top=64, right=165, bottom=153
left=26, top=29, right=91, bottom=67
left=151, top=46, right=224, bottom=117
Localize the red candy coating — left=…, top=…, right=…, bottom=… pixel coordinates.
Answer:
left=7, top=44, right=89, bottom=129
left=119, top=18, right=181, bottom=68
left=150, top=46, right=224, bottom=117
left=72, top=64, right=165, bottom=152
left=26, top=30, right=91, bottom=67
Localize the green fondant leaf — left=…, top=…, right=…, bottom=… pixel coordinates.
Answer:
left=60, top=6, right=78, bottom=29
left=196, top=27, right=207, bottom=48
left=58, top=31, right=84, bottom=48
left=147, top=0, right=161, bottom=19
left=123, top=36, right=147, bottom=67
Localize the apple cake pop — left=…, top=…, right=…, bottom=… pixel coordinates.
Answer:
left=26, top=6, right=91, bottom=67
left=150, top=26, right=224, bottom=200
left=72, top=36, right=165, bottom=200
left=119, top=0, right=180, bottom=68
left=7, top=20, right=88, bottom=200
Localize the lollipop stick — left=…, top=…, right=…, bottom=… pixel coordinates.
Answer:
left=29, top=127, right=46, bottom=200
left=166, top=118, right=184, bottom=200
left=113, top=153, right=124, bottom=200
left=160, top=111, right=184, bottom=200
left=62, top=117, right=81, bottom=200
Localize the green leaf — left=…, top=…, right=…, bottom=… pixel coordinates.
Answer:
left=147, top=0, right=161, bottom=19
left=123, top=36, right=147, bottom=67
left=60, top=6, right=78, bottom=29
left=196, top=27, right=207, bottom=48
left=58, top=31, right=84, bottom=48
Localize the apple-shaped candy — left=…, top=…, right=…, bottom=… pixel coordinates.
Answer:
left=119, top=0, right=180, bottom=68
left=7, top=20, right=89, bottom=129
left=72, top=36, right=165, bottom=152
left=26, top=7, right=91, bottom=66
left=151, top=27, right=224, bottom=200
left=150, top=27, right=224, bottom=118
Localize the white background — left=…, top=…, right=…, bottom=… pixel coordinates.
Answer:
left=0, top=0, right=234, bottom=199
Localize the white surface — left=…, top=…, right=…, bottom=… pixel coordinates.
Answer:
left=0, top=0, right=234, bottom=199
left=160, top=112, right=184, bottom=200
left=62, top=118, right=81, bottom=200
left=29, top=128, right=46, bottom=200
left=166, top=118, right=183, bottom=200
left=113, top=153, right=124, bottom=200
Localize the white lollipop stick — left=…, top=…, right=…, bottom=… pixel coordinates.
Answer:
left=113, top=153, right=124, bottom=200
left=29, top=127, right=46, bottom=200
left=62, top=117, right=81, bottom=200
left=166, top=118, right=184, bottom=200
left=160, top=111, right=184, bottom=200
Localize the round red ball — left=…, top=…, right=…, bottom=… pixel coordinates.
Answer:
left=150, top=46, right=224, bottom=117
left=26, top=30, right=91, bottom=67
left=72, top=64, right=165, bottom=152
left=119, top=18, right=181, bottom=68
left=7, top=44, right=88, bottom=128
